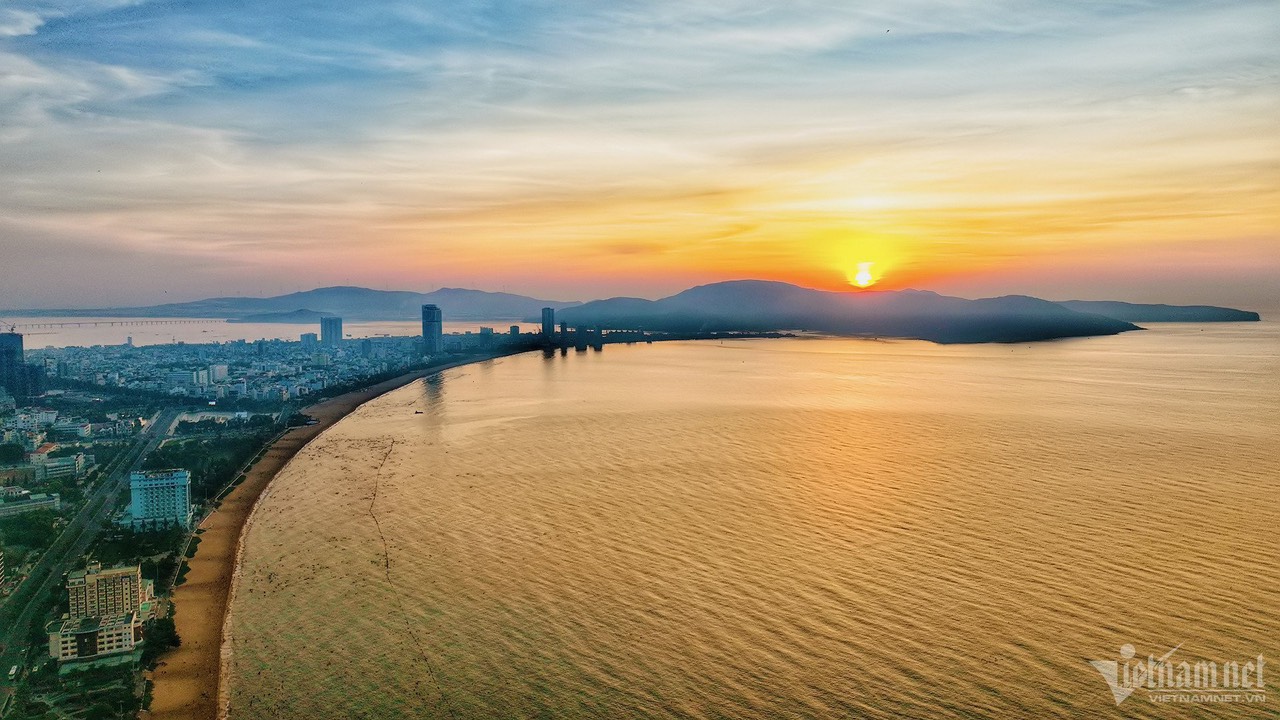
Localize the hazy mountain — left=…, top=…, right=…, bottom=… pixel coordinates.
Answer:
left=5, top=281, right=1257, bottom=342
left=226, top=309, right=331, bottom=324
left=9, top=286, right=581, bottom=321
left=559, top=280, right=1145, bottom=343
left=1056, top=300, right=1260, bottom=322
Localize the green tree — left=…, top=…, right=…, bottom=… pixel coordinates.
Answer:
left=0, top=510, right=60, bottom=550
left=0, top=442, right=24, bottom=463
left=142, top=616, right=181, bottom=667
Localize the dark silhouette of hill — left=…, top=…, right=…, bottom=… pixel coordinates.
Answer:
left=559, top=280, right=1142, bottom=343
left=4, top=281, right=1258, bottom=342
left=1056, top=300, right=1259, bottom=322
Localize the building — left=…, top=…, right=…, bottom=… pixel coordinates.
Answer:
left=509, top=325, right=520, bottom=337
left=48, top=613, right=139, bottom=662
left=0, top=491, right=61, bottom=518
left=52, top=419, right=92, bottom=438
left=48, top=563, right=155, bottom=662
left=31, top=451, right=92, bottom=482
left=300, top=332, right=318, bottom=349
left=421, top=304, right=443, bottom=354
left=125, top=469, right=192, bottom=530
left=166, top=370, right=195, bottom=389
left=541, top=308, right=555, bottom=339
left=67, top=563, right=154, bottom=621
left=0, top=332, right=24, bottom=397
left=208, top=364, right=229, bottom=382
left=320, top=317, right=343, bottom=347
left=0, top=332, right=40, bottom=400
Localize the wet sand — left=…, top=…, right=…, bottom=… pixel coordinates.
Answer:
left=144, top=351, right=520, bottom=720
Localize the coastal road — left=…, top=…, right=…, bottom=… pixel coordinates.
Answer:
left=0, top=407, right=182, bottom=685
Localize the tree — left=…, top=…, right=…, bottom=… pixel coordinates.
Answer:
left=85, top=702, right=116, bottom=720
left=0, top=442, right=24, bottom=463
left=0, top=510, right=60, bottom=550
left=142, top=616, right=181, bottom=667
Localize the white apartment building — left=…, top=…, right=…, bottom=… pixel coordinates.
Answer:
left=126, top=468, right=193, bottom=530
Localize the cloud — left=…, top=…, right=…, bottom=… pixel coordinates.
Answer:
left=0, top=9, right=44, bottom=37
left=0, top=0, right=1276, bottom=305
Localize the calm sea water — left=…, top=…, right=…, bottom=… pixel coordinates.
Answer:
left=224, top=324, right=1279, bottom=719
left=2, top=317, right=538, bottom=349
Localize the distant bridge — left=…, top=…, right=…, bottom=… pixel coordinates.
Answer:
left=9, top=319, right=226, bottom=329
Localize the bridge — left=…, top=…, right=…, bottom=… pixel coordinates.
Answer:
left=8, top=319, right=226, bottom=329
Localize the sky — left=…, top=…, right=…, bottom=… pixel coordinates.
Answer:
left=1, top=0, right=1277, bottom=309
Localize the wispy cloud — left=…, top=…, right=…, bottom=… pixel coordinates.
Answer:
left=0, top=0, right=1277, bottom=307
left=0, top=9, right=45, bottom=37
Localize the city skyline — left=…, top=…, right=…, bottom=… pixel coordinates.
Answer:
left=2, top=1, right=1277, bottom=309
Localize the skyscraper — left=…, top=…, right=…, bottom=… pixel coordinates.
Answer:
left=320, top=316, right=343, bottom=347
left=0, top=332, right=25, bottom=398
left=541, top=307, right=555, bottom=339
left=421, top=304, right=443, bottom=353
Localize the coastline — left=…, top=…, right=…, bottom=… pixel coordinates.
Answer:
left=143, top=350, right=522, bottom=720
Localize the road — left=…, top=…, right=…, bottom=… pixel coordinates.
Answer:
left=0, top=407, right=182, bottom=698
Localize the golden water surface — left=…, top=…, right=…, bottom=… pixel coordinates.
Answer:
left=225, top=325, right=1279, bottom=719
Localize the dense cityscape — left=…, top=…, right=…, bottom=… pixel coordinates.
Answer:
left=0, top=304, right=521, bottom=719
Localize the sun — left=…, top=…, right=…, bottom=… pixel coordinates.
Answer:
left=852, top=261, right=876, bottom=288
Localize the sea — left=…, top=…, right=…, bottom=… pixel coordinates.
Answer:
left=0, top=317, right=539, bottom=349
left=223, top=322, right=1279, bottom=719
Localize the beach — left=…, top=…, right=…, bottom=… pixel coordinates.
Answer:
left=144, top=351, right=520, bottom=720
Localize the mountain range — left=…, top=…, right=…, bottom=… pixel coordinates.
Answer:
left=9, top=286, right=581, bottom=322
left=4, top=281, right=1258, bottom=344
left=555, top=281, right=1258, bottom=344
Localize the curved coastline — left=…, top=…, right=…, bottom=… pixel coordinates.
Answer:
left=145, top=350, right=524, bottom=720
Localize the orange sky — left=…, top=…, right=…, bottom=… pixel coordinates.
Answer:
left=1, top=1, right=1277, bottom=308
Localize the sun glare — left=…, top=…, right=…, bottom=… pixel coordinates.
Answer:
left=852, top=262, right=876, bottom=288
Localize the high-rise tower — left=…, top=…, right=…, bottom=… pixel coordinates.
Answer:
left=0, top=332, right=33, bottom=399
left=320, top=316, right=343, bottom=347
left=421, top=304, right=444, bottom=353
left=541, top=307, right=555, bottom=339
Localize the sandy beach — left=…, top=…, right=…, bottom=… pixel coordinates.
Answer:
left=144, top=351, right=519, bottom=720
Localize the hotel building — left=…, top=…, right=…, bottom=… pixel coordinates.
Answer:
left=126, top=468, right=193, bottom=530
left=49, top=563, right=156, bottom=662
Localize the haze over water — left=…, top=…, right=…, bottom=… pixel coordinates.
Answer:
left=225, top=324, right=1279, bottom=719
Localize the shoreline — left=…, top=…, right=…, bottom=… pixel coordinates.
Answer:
left=144, top=350, right=522, bottom=720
